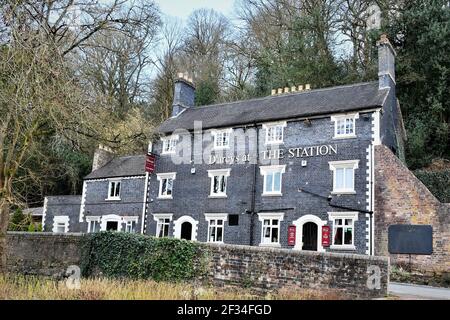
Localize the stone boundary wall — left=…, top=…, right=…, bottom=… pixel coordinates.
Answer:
left=203, top=243, right=389, bottom=299
left=6, top=232, right=389, bottom=299
left=374, top=144, right=450, bottom=275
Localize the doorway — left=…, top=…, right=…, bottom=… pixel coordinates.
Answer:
left=106, top=221, right=119, bottom=231
left=180, top=222, right=192, bottom=240
left=302, top=222, right=318, bottom=251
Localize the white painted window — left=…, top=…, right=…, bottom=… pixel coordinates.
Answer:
left=153, top=214, right=173, bottom=237
left=157, top=173, right=176, bottom=199
left=328, top=212, right=358, bottom=250
left=86, top=216, right=101, bottom=233
left=331, top=113, right=359, bottom=138
left=329, top=160, right=359, bottom=194
left=123, top=217, right=138, bottom=233
left=208, top=169, right=231, bottom=197
left=263, top=122, right=286, bottom=145
left=258, top=212, right=284, bottom=246
left=161, top=135, right=178, bottom=154
left=52, top=216, right=69, bottom=233
left=205, top=214, right=227, bottom=243
left=107, top=180, right=121, bottom=200
left=212, top=129, right=232, bottom=149
left=260, top=165, right=286, bottom=196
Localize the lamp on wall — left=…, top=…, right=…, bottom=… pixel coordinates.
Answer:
left=304, top=118, right=311, bottom=126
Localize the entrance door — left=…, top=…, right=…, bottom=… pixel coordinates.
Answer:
left=180, top=222, right=192, bottom=240
left=302, top=222, right=318, bottom=251
left=106, top=221, right=118, bottom=231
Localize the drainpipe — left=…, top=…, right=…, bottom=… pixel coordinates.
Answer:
left=249, top=122, right=258, bottom=246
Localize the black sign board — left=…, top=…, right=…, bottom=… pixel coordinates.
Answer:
left=388, top=224, right=433, bottom=255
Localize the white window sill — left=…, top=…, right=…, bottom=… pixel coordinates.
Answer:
left=262, top=193, right=282, bottom=197
left=330, top=245, right=356, bottom=250
left=332, top=135, right=356, bottom=140
left=105, top=198, right=121, bottom=201
left=264, top=141, right=284, bottom=146
left=331, top=190, right=356, bottom=195
left=157, top=196, right=173, bottom=200
left=208, top=241, right=225, bottom=244
left=161, top=152, right=176, bottom=156
left=212, top=146, right=230, bottom=150
left=208, top=194, right=227, bottom=199
left=259, top=243, right=281, bottom=248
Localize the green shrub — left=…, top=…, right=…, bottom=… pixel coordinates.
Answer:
left=414, top=170, right=450, bottom=203
left=80, top=232, right=209, bottom=282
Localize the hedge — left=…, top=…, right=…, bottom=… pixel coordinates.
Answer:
left=80, top=232, right=210, bottom=282
left=414, top=169, right=450, bottom=203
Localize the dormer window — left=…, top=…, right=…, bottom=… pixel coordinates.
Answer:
left=263, top=122, right=287, bottom=145
left=212, top=129, right=232, bottom=149
left=161, top=135, right=178, bottom=154
left=331, top=113, right=359, bottom=138
left=107, top=180, right=121, bottom=200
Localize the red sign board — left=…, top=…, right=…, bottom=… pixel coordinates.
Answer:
left=288, top=225, right=296, bottom=246
left=322, top=226, right=331, bottom=247
left=145, top=153, right=156, bottom=173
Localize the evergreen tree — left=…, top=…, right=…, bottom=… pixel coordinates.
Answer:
left=385, top=0, right=450, bottom=168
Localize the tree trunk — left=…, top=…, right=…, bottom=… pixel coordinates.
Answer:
left=0, top=201, right=10, bottom=273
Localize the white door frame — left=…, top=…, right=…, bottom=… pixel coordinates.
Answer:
left=293, top=214, right=327, bottom=252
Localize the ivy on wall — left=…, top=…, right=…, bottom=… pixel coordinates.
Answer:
left=414, top=170, right=450, bottom=203
left=80, top=232, right=209, bottom=282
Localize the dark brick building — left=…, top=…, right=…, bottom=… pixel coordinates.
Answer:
left=43, top=35, right=407, bottom=256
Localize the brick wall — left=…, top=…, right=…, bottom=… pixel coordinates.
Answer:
left=6, top=232, right=389, bottom=299
left=374, top=144, right=450, bottom=274
left=6, top=232, right=83, bottom=277
left=203, top=243, right=389, bottom=299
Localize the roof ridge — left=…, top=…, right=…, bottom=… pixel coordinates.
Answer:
left=189, top=81, right=379, bottom=110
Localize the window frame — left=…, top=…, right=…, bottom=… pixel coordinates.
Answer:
left=328, top=212, right=358, bottom=250
left=123, top=216, right=138, bottom=233
left=86, top=216, right=101, bottom=233
left=329, top=160, right=359, bottom=194
left=207, top=169, right=231, bottom=198
left=106, top=179, right=121, bottom=201
left=258, top=212, right=284, bottom=247
left=52, top=216, right=69, bottom=233
left=262, top=121, right=287, bottom=145
left=153, top=213, right=173, bottom=238
left=157, top=172, right=176, bottom=199
left=260, top=165, right=286, bottom=196
left=204, top=213, right=228, bottom=243
left=161, top=135, right=179, bottom=155
left=211, top=129, right=232, bottom=150
left=331, top=113, right=359, bottom=139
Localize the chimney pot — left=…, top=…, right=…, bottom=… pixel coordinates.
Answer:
left=305, top=84, right=311, bottom=90
left=284, top=87, right=289, bottom=93
left=271, top=89, right=276, bottom=95
left=277, top=88, right=283, bottom=94
left=298, top=85, right=304, bottom=91
left=291, top=86, right=296, bottom=92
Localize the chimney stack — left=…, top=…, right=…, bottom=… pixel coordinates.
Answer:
left=377, top=34, right=396, bottom=90
left=92, top=144, right=114, bottom=172
left=172, top=72, right=196, bottom=117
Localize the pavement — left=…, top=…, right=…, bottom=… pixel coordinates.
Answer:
left=388, top=282, right=450, bottom=300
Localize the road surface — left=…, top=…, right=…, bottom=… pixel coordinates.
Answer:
left=388, top=282, right=450, bottom=300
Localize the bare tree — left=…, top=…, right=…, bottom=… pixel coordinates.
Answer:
left=0, top=0, right=161, bottom=272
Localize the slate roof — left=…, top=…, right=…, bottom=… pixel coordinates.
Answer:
left=84, top=155, right=146, bottom=180
left=158, top=81, right=389, bottom=133
left=23, top=207, right=43, bottom=216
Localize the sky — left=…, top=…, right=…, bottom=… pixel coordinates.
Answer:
left=154, top=0, right=236, bottom=20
